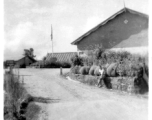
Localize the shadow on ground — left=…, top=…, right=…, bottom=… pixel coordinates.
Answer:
left=32, top=96, right=60, bottom=104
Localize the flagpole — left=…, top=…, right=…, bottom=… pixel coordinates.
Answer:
left=51, top=25, right=53, bottom=57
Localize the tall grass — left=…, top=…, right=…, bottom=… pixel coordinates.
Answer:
left=4, top=70, right=42, bottom=120
left=4, top=71, right=27, bottom=119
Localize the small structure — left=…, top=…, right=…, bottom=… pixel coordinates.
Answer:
left=5, top=60, right=16, bottom=67
left=15, top=56, right=37, bottom=68
left=71, top=7, right=148, bottom=55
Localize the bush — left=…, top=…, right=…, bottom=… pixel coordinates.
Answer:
left=81, top=56, right=93, bottom=66
left=70, top=55, right=83, bottom=66
left=60, top=62, right=71, bottom=68
left=81, top=49, right=148, bottom=78
left=94, top=47, right=105, bottom=60
left=70, top=49, right=148, bottom=80
left=106, top=63, right=118, bottom=77
left=44, top=61, right=59, bottom=68
left=41, top=60, right=71, bottom=68
left=70, top=65, right=81, bottom=74
left=79, top=66, right=90, bottom=75
left=89, top=65, right=97, bottom=76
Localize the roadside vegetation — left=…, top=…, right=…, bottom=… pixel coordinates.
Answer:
left=30, top=57, right=71, bottom=68
left=4, top=69, right=40, bottom=120
left=70, top=48, right=148, bottom=76
left=68, top=48, right=148, bottom=94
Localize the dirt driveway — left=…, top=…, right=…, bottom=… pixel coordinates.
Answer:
left=17, top=68, right=148, bottom=120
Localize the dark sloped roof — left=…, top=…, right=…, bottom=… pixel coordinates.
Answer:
left=27, top=56, right=37, bottom=62
left=46, top=52, right=77, bottom=62
left=71, top=7, right=148, bottom=45
left=16, top=56, right=37, bottom=63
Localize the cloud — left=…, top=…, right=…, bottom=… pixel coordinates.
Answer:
left=4, top=21, right=49, bottom=60
left=4, top=0, right=79, bottom=60
left=13, top=0, right=36, bottom=8
left=53, top=25, right=77, bottom=52
left=83, top=16, right=102, bottom=33
left=31, top=7, right=50, bottom=14
left=4, top=0, right=148, bottom=60
left=5, top=22, right=33, bottom=49
left=4, top=20, right=77, bottom=60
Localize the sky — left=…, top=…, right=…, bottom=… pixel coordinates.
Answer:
left=4, top=0, right=148, bottom=60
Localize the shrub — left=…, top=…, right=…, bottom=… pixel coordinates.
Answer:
left=70, top=55, right=83, bottom=66
left=41, top=59, right=71, bottom=68
left=89, top=65, right=97, bottom=76
left=70, top=65, right=81, bottom=74
left=94, top=47, right=105, bottom=60
left=44, top=61, right=58, bottom=68
left=72, top=49, right=148, bottom=78
left=106, top=63, right=118, bottom=77
left=79, top=66, right=90, bottom=75
left=81, top=56, right=93, bottom=66
left=60, top=62, right=71, bottom=68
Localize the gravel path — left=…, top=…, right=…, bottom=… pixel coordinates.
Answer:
left=17, top=68, right=148, bottom=120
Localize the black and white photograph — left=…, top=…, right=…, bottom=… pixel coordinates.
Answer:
left=3, top=0, right=149, bottom=120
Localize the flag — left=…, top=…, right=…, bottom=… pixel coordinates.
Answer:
left=51, top=25, right=53, bottom=40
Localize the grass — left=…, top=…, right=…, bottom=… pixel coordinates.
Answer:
left=82, top=75, right=99, bottom=85
left=4, top=71, right=27, bottom=120
left=4, top=70, right=41, bottom=120
left=67, top=73, right=99, bottom=86
left=25, top=102, right=41, bottom=120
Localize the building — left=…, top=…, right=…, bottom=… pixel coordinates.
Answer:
left=15, top=56, right=37, bottom=68
left=45, top=52, right=77, bottom=63
left=71, top=7, right=148, bottom=55
left=4, top=60, right=16, bottom=68
left=5, top=60, right=16, bottom=66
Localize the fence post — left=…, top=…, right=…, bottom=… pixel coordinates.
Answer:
left=18, top=68, right=20, bottom=79
left=9, top=66, right=13, bottom=74
left=60, top=67, right=62, bottom=75
left=22, top=76, right=24, bottom=84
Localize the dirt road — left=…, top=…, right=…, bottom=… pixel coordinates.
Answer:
left=17, top=68, right=148, bottom=120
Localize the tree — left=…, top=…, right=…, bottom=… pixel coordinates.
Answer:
left=23, top=48, right=36, bottom=58
left=42, top=57, right=46, bottom=61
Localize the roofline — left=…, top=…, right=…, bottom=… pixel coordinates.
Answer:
left=47, top=52, right=77, bottom=55
left=16, top=56, right=37, bottom=62
left=71, top=7, right=148, bottom=45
